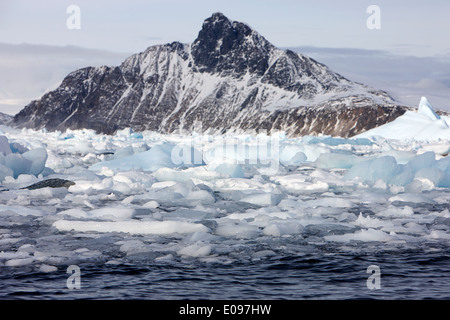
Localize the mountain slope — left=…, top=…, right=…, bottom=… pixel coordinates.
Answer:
left=13, top=12, right=407, bottom=137
left=0, top=112, right=13, bottom=126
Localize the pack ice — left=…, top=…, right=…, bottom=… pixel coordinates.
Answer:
left=356, top=97, right=450, bottom=141
left=0, top=97, right=449, bottom=270
left=0, top=134, right=47, bottom=180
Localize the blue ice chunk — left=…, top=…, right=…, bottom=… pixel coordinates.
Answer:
left=213, top=163, right=244, bottom=178
left=308, top=136, right=373, bottom=146
left=0, top=136, right=11, bottom=156
left=9, top=142, right=29, bottom=154
left=22, top=148, right=48, bottom=176
left=4, top=153, right=32, bottom=178
left=90, top=143, right=176, bottom=172
left=405, top=152, right=436, bottom=172
left=315, top=152, right=361, bottom=169
left=345, top=156, right=399, bottom=184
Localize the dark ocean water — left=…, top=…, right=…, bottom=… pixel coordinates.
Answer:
left=2, top=244, right=449, bottom=300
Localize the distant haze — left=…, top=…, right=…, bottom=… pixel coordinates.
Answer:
left=0, top=43, right=129, bottom=115
left=290, top=46, right=450, bottom=111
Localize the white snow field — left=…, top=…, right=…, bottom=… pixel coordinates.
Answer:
left=0, top=97, right=449, bottom=272
left=356, top=97, right=450, bottom=141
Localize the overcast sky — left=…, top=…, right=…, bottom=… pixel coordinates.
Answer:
left=1, top=0, right=450, bottom=56
left=1, top=0, right=450, bottom=114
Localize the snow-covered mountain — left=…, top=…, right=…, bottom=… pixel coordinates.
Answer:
left=13, top=12, right=407, bottom=137
left=0, top=112, right=13, bottom=126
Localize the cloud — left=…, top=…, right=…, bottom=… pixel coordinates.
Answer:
left=290, top=46, right=450, bottom=111
left=0, top=43, right=130, bottom=115
left=1, top=42, right=450, bottom=116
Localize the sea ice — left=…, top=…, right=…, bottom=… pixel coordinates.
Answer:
left=314, top=152, right=361, bottom=169
left=262, top=220, right=303, bottom=236
left=0, top=111, right=450, bottom=272
left=215, top=220, right=260, bottom=239
left=53, top=219, right=209, bottom=235
left=302, top=197, right=354, bottom=208
left=355, top=97, right=450, bottom=141
left=279, top=144, right=307, bottom=165
left=271, top=174, right=329, bottom=194
left=177, top=243, right=212, bottom=257
left=111, top=145, right=135, bottom=160
left=0, top=164, right=13, bottom=181
left=239, top=192, right=283, bottom=206
left=418, top=96, right=441, bottom=121
left=344, top=149, right=450, bottom=189
left=324, top=228, right=392, bottom=242
left=0, top=136, right=12, bottom=155
left=211, top=163, right=244, bottom=178
left=22, top=148, right=48, bottom=176
left=378, top=205, right=414, bottom=217
left=89, top=143, right=177, bottom=172
left=5, top=257, right=35, bottom=267
left=4, top=154, right=31, bottom=179
left=38, top=264, right=58, bottom=273
left=153, top=167, right=225, bottom=182
left=117, top=240, right=151, bottom=255
left=0, top=135, right=48, bottom=179
left=345, top=156, right=399, bottom=185
left=427, top=230, right=450, bottom=240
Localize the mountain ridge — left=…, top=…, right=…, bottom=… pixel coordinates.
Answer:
left=13, top=12, right=407, bottom=137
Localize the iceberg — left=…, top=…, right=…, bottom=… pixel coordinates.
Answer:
left=2, top=99, right=450, bottom=283
left=344, top=150, right=450, bottom=188
left=418, top=96, right=441, bottom=121
left=0, top=135, right=48, bottom=180
left=314, top=152, right=362, bottom=169
left=22, top=148, right=48, bottom=177
left=0, top=164, right=13, bottom=181
left=89, top=143, right=204, bottom=172
left=0, top=136, right=12, bottom=155
left=53, top=219, right=209, bottom=235
left=355, top=97, right=450, bottom=141
left=89, top=143, right=176, bottom=172
left=345, top=156, right=399, bottom=184
left=211, top=163, right=245, bottom=178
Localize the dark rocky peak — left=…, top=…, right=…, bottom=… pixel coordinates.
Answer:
left=202, top=12, right=233, bottom=32
left=12, top=12, right=404, bottom=138
left=191, top=12, right=275, bottom=77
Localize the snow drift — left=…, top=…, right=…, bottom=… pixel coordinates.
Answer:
left=355, top=97, right=450, bottom=141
